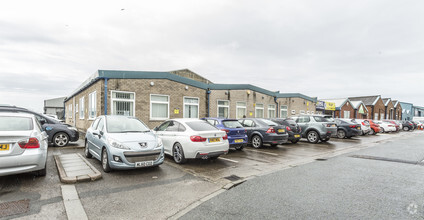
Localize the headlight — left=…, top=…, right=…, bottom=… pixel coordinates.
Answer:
left=107, top=137, right=130, bottom=150
left=155, top=138, right=163, bottom=149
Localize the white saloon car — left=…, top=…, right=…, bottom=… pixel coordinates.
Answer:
left=375, top=121, right=397, bottom=133
left=154, top=119, right=229, bottom=164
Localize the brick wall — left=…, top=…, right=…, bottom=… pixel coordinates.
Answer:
left=336, top=101, right=355, bottom=118
left=277, top=97, right=316, bottom=117
left=385, top=101, right=395, bottom=119
left=367, top=98, right=385, bottom=120
left=395, top=105, right=402, bottom=120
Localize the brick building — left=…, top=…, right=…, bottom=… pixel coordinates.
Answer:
left=382, top=98, right=395, bottom=120
left=321, top=98, right=354, bottom=119
left=275, top=94, right=317, bottom=117
left=392, top=100, right=402, bottom=120
left=349, top=96, right=386, bottom=120
left=350, top=101, right=369, bottom=119
left=400, top=102, right=414, bottom=120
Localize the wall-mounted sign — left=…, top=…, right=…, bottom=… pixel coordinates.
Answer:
left=325, top=102, right=336, bottom=111
left=174, top=108, right=180, bottom=114
left=316, top=101, right=325, bottom=110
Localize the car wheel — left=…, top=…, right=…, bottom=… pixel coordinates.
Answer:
left=235, top=145, right=244, bottom=151
left=337, top=130, right=346, bottom=139
left=380, top=128, right=385, bottom=133
left=403, top=126, right=409, bottom=131
left=101, top=148, right=111, bottom=173
left=291, top=139, right=299, bottom=144
left=251, top=135, right=263, bottom=148
left=53, top=132, right=69, bottom=147
left=84, top=139, right=92, bottom=158
left=306, top=131, right=319, bottom=144
left=173, top=143, right=187, bottom=164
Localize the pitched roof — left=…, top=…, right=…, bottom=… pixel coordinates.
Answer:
left=392, top=100, right=400, bottom=107
left=349, top=101, right=368, bottom=112
left=381, top=98, right=392, bottom=106
left=349, top=95, right=381, bottom=106
left=320, top=98, right=353, bottom=110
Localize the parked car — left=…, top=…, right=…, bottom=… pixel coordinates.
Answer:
left=292, top=115, right=337, bottom=143
left=352, top=119, right=371, bottom=135
left=383, top=120, right=400, bottom=132
left=269, top=118, right=302, bottom=144
left=202, top=118, right=248, bottom=150
left=395, top=120, right=403, bottom=130
left=0, top=112, right=48, bottom=177
left=0, top=106, right=79, bottom=147
left=375, top=121, right=397, bottom=133
left=402, top=121, right=414, bottom=131
left=334, top=119, right=362, bottom=138
left=154, top=119, right=229, bottom=164
left=365, top=119, right=381, bottom=135
left=85, top=115, right=164, bottom=172
left=238, top=118, right=289, bottom=148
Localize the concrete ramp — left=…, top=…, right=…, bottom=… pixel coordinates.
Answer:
left=54, top=153, right=102, bottom=183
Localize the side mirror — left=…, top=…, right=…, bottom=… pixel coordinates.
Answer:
left=40, top=118, right=47, bottom=125
left=100, top=131, right=104, bottom=136
left=153, top=127, right=158, bottom=131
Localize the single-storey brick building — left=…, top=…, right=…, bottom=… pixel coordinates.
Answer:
left=349, top=95, right=386, bottom=120
left=321, top=98, right=355, bottom=119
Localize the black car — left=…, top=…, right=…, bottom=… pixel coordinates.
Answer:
left=402, top=121, right=415, bottom=131
left=0, top=106, right=79, bottom=147
left=269, top=118, right=301, bottom=144
left=334, top=118, right=362, bottom=138
left=238, top=118, right=288, bottom=148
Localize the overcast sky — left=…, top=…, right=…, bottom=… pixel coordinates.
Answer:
left=1, top=0, right=423, bottom=113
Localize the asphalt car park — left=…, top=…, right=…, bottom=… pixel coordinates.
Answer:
left=0, top=131, right=421, bottom=219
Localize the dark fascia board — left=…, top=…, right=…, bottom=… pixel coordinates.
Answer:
left=276, top=93, right=317, bottom=102
left=208, top=84, right=277, bottom=97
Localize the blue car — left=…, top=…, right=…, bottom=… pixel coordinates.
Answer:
left=202, top=118, right=248, bottom=150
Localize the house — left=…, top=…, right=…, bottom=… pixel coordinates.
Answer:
left=349, top=95, right=386, bottom=120
left=400, top=102, right=414, bottom=120
left=320, top=98, right=354, bottom=119
left=381, top=98, right=395, bottom=120
left=44, top=97, right=66, bottom=119
left=392, top=100, right=402, bottom=120
left=350, top=100, right=369, bottom=119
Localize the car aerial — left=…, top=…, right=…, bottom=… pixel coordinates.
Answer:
left=269, top=118, right=302, bottom=144
left=238, top=118, right=289, bottom=148
left=374, top=121, right=397, bottom=133
left=292, top=115, right=337, bottom=143
left=364, top=119, right=381, bottom=135
left=85, top=115, right=164, bottom=172
left=333, top=119, right=362, bottom=138
left=383, top=120, right=400, bottom=132
left=0, top=112, right=48, bottom=177
left=352, top=119, right=371, bottom=135
left=154, top=118, right=229, bottom=164
left=202, top=118, right=248, bottom=150
left=0, top=106, right=79, bottom=147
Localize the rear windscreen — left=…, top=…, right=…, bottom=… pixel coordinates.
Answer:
left=314, top=116, right=331, bottom=122
left=222, top=120, right=244, bottom=128
left=186, top=121, right=219, bottom=131
left=0, top=116, right=33, bottom=131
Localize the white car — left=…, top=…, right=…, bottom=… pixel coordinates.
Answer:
left=352, top=119, right=371, bottom=135
left=375, top=121, right=397, bottom=133
left=154, top=118, right=229, bottom=164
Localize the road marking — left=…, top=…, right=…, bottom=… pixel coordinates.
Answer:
left=61, top=185, right=88, bottom=220
left=244, top=149, right=279, bottom=156
left=218, top=157, right=239, bottom=163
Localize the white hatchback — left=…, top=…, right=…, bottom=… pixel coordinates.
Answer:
left=353, top=119, right=372, bottom=135
left=375, top=121, right=397, bottom=133
left=154, top=119, right=229, bottom=164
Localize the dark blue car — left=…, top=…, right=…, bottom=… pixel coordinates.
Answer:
left=202, top=118, right=248, bottom=150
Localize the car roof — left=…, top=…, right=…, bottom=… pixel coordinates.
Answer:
left=171, top=118, right=204, bottom=123
left=0, top=112, right=35, bottom=118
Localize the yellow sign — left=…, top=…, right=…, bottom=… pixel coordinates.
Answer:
left=174, top=109, right=179, bottom=114
left=249, top=112, right=253, bottom=116
left=325, top=102, right=336, bottom=111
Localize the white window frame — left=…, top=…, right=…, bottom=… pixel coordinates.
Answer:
left=89, top=91, right=97, bottom=120
left=79, top=97, right=84, bottom=119
left=183, top=96, right=199, bottom=118
left=344, top=111, right=350, bottom=119
left=217, top=100, right=230, bottom=118
left=280, top=105, right=288, bottom=118
left=255, top=103, right=264, bottom=118
left=236, top=102, right=247, bottom=119
left=268, top=104, right=276, bottom=118
left=150, top=94, right=169, bottom=120
left=111, top=90, right=136, bottom=117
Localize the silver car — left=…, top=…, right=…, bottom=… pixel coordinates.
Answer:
left=0, top=112, right=48, bottom=177
left=292, top=114, right=337, bottom=143
left=85, top=115, right=164, bottom=172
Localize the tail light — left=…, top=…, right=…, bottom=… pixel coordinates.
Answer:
left=362, top=122, right=365, bottom=125
left=190, top=136, right=207, bottom=142
left=349, top=125, right=356, bottom=128
left=18, top=137, right=40, bottom=149
left=223, top=134, right=228, bottom=140
left=266, top=127, right=276, bottom=133
left=221, top=129, right=230, bottom=134
left=286, top=126, right=291, bottom=131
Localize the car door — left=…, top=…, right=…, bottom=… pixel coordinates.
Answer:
left=86, top=117, right=100, bottom=150
left=240, top=119, right=256, bottom=139
left=91, top=117, right=105, bottom=158
left=295, top=116, right=310, bottom=136
left=154, top=121, right=172, bottom=154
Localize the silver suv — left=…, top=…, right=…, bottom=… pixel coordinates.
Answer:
left=292, top=115, right=337, bottom=143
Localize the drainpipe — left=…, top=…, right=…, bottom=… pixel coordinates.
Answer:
left=371, top=106, right=374, bottom=120
left=104, top=78, right=108, bottom=115
left=274, top=96, right=278, bottom=118
left=207, top=89, right=211, bottom=117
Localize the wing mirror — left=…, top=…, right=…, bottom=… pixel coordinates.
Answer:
left=39, top=118, right=47, bottom=125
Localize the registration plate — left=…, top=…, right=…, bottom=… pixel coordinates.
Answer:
left=277, top=129, right=285, bottom=133
left=294, top=134, right=301, bottom=138
left=234, top=139, right=244, bottom=143
left=135, top=161, right=153, bottom=167
left=0, top=144, right=9, bottom=151
left=209, top=138, right=220, bottom=143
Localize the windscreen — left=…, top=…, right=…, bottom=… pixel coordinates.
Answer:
left=222, top=120, right=244, bottom=128
left=0, top=116, right=33, bottom=131
left=186, top=121, right=219, bottom=131
left=107, top=117, right=149, bottom=133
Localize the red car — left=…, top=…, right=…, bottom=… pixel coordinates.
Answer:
left=365, top=119, right=380, bottom=135
left=383, top=120, right=400, bottom=132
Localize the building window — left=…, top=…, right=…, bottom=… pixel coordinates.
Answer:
left=89, top=91, right=97, bottom=120
left=268, top=105, right=276, bottom=118
left=255, top=104, right=264, bottom=118
left=79, top=97, right=85, bottom=119
left=374, top=113, right=378, bottom=120
left=183, top=97, right=199, bottom=118
left=236, top=102, right=247, bottom=119
left=281, top=105, right=288, bottom=118
left=150, top=94, right=169, bottom=120
left=217, top=100, right=229, bottom=118
left=344, top=111, right=350, bottom=119
left=112, top=91, right=135, bottom=116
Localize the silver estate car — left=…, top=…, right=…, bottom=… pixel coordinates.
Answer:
left=85, top=115, right=164, bottom=172
left=0, top=112, right=48, bottom=177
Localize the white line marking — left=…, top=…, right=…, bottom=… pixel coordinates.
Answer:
left=218, top=157, right=239, bottom=163
left=244, top=149, right=279, bottom=156
left=61, top=185, right=88, bottom=220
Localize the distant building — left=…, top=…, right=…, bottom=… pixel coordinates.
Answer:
left=400, top=102, right=414, bottom=120
left=44, top=97, right=66, bottom=119
left=320, top=98, right=354, bottom=119
left=349, top=95, right=385, bottom=120
left=413, top=106, right=424, bottom=117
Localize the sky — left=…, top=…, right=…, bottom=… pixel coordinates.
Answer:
left=1, top=0, right=423, bottom=113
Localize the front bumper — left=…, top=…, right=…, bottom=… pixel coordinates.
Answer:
left=109, top=148, right=164, bottom=170
left=69, top=130, right=80, bottom=142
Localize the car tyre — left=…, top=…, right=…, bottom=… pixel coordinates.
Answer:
left=403, top=126, right=409, bottom=131
left=370, top=129, right=376, bottom=135
left=291, top=139, right=300, bottom=144
left=337, top=130, right=346, bottom=139
left=173, top=143, right=187, bottom=164
left=380, top=127, right=385, bottom=133
left=37, top=162, right=47, bottom=177
left=53, top=132, right=69, bottom=147
left=84, top=139, right=92, bottom=158
left=251, top=135, right=263, bottom=148
left=235, top=145, right=244, bottom=151
left=306, top=131, right=319, bottom=144
left=101, top=148, right=111, bottom=173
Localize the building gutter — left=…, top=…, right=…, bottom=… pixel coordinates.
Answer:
left=274, top=96, right=279, bottom=118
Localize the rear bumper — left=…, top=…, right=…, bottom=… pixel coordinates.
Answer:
left=185, top=142, right=229, bottom=159
left=228, top=136, right=248, bottom=145
left=195, top=150, right=228, bottom=159
left=288, top=131, right=302, bottom=141
left=0, top=149, right=47, bottom=177
left=263, top=133, right=289, bottom=144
